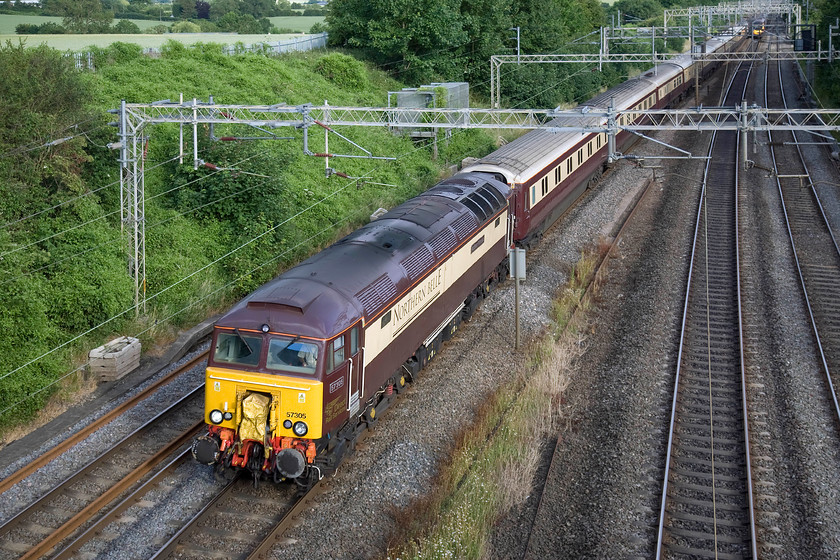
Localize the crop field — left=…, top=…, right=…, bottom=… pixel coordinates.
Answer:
left=0, top=14, right=323, bottom=34
left=268, top=15, right=324, bottom=32
left=0, top=32, right=310, bottom=51
left=0, top=15, right=167, bottom=33
left=0, top=15, right=324, bottom=51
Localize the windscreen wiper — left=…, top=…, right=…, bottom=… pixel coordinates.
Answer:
left=234, top=328, right=253, bottom=355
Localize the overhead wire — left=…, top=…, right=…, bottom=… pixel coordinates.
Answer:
left=0, top=204, right=374, bottom=419
left=0, top=153, right=181, bottom=231
left=0, top=121, right=111, bottom=161
left=0, top=27, right=622, bottom=413
left=0, top=170, right=365, bottom=385
left=0, top=147, right=267, bottom=260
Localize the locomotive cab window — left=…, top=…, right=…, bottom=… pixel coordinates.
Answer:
left=213, top=331, right=263, bottom=367
left=266, top=336, right=319, bottom=374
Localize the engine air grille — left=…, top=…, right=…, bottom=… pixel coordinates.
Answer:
left=355, top=274, right=398, bottom=316
left=400, top=247, right=435, bottom=281
left=451, top=213, right=478, bottom=240
left=428, top=228, right=457, bottom=259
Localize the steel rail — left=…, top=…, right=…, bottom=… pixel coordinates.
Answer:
left=767, top=57, right=840, bottom=428
left=0, top=386, right=205, bottom=558
left=0, top=349, right=209, bottom=497
left=51, top=448, right=194, bottom=560
left=655, top=51, right=757, bottom=558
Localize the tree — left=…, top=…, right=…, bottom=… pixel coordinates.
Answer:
left=172, top=20, right=201, bottom=31
left=173, top=0, right=197, bottom=19
left=196, top=0, right=210, bottom=18
left=51, top=0, right=113, bottom=33
left=113, top=19, right=141, bottom=33
left=210, top=0, right=240, bottom=19
left=240, top=0, right=276, bottom=18
left=328, top=0, right=468, bottom=84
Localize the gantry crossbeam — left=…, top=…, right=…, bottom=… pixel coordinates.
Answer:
left=115, top=97, right=839, bottom=309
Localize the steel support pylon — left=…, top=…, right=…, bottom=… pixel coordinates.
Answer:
left=118, top=100, right=146, bottom=315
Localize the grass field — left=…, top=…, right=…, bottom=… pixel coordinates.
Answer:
left=268, top=16, right=324, bottom=32
left=0, top=14, right=324, bottom=35
left=0, top=15, right=170, bottom=34
left=0, top=31, right=313, bottom=50
left=0, top=14, right=324, bottom=51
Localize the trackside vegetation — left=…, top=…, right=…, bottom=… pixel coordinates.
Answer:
left=387, top=245, right=607, bottom=559
left=0, top=41, right=497, bottom=435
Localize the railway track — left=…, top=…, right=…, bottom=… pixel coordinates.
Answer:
left=0, top=353, right=208, bottom=560
left=655, top=56, right=757, bottom=558
left=766, top=57, right=840, bottom=426
left=148, top=475, right=315, bottom=560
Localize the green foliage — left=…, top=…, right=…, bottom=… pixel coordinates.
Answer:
left=328, top=0, right=469, bottom=85
left=51, top=0, right=114, bottom=32
left=315, top=52, right=369, bottom=89
left=214, top=11, right=272, bottom=33
left=112, top=19, right=141, bottom=33
left=326, top=0, right=605, bottom=97
left=15, top=21, right=66, bottom=33
left=309, top=21, right=326, bottom=33
left=172, top=20, right=202, bottom=32
left=608, top=0, right=664, bottom=23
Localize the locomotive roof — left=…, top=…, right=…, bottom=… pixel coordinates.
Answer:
left=216, top=173, right=511, bottom=339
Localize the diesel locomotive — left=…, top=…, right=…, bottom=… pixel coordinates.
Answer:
left=192, top=30, right=746, bottom=485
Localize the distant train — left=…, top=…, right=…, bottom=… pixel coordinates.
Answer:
left=751, top=18, right=766, bottom=36
left=192, top=30, right=748, bottom=486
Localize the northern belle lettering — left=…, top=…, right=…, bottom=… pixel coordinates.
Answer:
left=392, top=269, right=444, bottom=330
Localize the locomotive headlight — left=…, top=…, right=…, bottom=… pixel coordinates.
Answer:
left=293, top=421, right=308, bottom=436
left=209, top=409, right=224, bottom=424
left=283, top=420, right=292, bottom=429
left=223, top=412, right=233, bottom=421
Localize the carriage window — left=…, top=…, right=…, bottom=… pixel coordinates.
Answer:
left=266, top=336, right=319, bottom=374
left=213, top=332, right=262, bottom=367
left=350, top=326, right=359, bottom=354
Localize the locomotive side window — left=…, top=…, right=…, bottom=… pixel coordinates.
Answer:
left=327, top=336, right=345, bottom=371
left=214, top=332, right=263, bottom=367
left=350, top=326, right=359, bottom=354
left=266, top=336, right=318, bottom=374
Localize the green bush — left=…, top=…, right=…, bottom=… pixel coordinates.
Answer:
left=112, top=19, right=142, bottom=34
left=171, top=20, right=202, bottom=33
left=315, top=52, right=369, bottom=90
